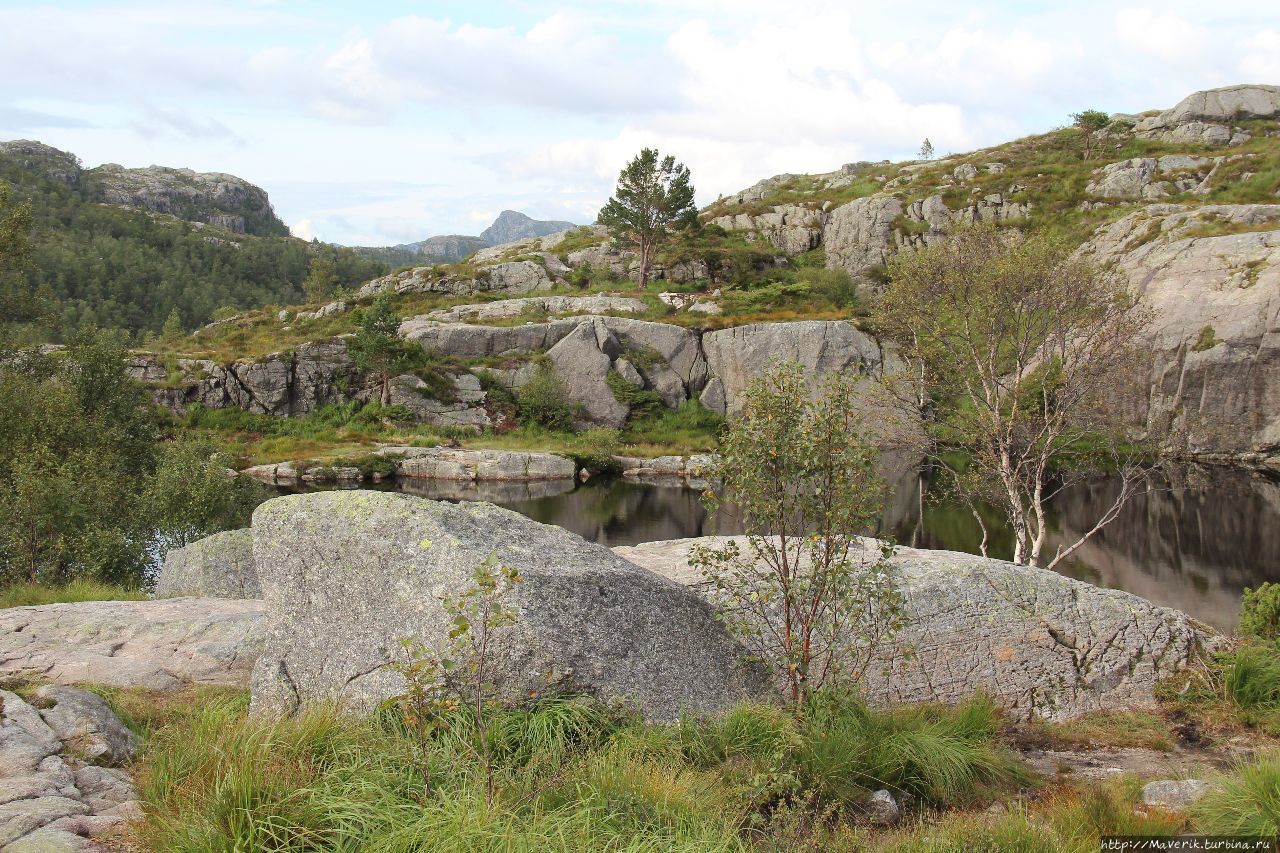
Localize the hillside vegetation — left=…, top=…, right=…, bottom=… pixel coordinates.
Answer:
left=0, top=141, right=386, bottom=342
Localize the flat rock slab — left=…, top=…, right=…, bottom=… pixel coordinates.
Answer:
left=614, top=537, right=1215, bottom=721
left=0, top=599, right=263, bottom=691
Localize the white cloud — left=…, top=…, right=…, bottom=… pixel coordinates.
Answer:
left=1114, top=9, right=1202, bottom=62
left=290, top=218, right=317, bottom=241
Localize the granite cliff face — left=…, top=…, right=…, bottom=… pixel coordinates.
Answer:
left=0, top=138, right=289, bottom=236
left=1077, top=203, right=1280, bottom=462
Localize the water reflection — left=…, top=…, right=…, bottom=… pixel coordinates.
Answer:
left=893, top=464, right=1280, bottom=630
left=299, top=460, right=1279, bottom=630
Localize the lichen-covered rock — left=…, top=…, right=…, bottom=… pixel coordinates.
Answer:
left=249, top=491, right=771, bottom=721
left=0, top=600, right=263, bottom=691
left=614, top=537, right=1213, bottom=720
left=0, top=691, right=141, bottom=849
left=32, top=687, right=137, bottom=767
left=156, top=528, right=258, bottom=598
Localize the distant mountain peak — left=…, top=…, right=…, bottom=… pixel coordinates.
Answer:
left=478, top=209, right=575, bottom=246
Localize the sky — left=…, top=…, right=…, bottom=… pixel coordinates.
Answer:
left=0, top=1, right=1277, bottom=247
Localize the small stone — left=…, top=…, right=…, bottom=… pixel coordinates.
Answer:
left=613, top=358, right=645, bottom=388
left=866, top=788, right=900, bottom=825
left=1141, top=779, right=1212, bottom=810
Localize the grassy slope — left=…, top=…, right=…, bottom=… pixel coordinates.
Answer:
left=50, top=641, right=1280, bottom=851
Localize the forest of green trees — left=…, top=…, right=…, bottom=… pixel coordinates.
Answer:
left=0, top=149, right=386, bottom=342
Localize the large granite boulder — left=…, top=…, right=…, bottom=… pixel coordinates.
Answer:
left=248, top=491, right=770, bottom=721
left=1077, top=204, right=1280, bottom=459
left=0, top=599, right=263, bottom=691
left=156, top=528, right=258, bottom=598
left=700, top=321, right=911, bottom=444
left=614, top=537, right=1214, bottom=721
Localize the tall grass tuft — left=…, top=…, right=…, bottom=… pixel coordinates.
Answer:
left=1225, top=644, right=1280, bottom=711
left=1194, top=756, right=1280, bottom=836
left=793, top=691, right=1028, bottom=808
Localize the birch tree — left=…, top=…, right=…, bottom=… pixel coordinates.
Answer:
left=875, top=224, right=1152, bottom=569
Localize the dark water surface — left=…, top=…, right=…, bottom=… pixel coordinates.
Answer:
left=323, top=462, right=1280, bottom=631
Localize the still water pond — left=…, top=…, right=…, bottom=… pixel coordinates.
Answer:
left=316, top=462, right=1280, bottom=631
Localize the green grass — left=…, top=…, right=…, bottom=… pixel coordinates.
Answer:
left=1194, top=755, right=1280, bottom=836
left=882, top=781, right=1186, bottom=852
left=133, top=689, right=1030, bottom=851
left=0, top=579, right=147, bottom=608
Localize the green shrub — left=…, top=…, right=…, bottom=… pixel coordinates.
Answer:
left=606, top=370, right=666, bottom=420
left=566, top=429, right=622, bottom=474
left=517, top=365, right=576, bottom=431
left=1241, top=582, right=1280, bottom=641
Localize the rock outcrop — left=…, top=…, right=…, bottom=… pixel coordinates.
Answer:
left=85, top=162, right=286, bottom=236
left=128, top=337, right=358, bottom=418
left=1077, top=204, right=1280, bottom=458
left=248, top=491, right=772, bottom=722
left=0, top=688, right=141, bottom=850
left=615, top=537, right=1213, bottom=720
left=424, top=295, right=647, bottom=323
left=1086, top=155, right=1223, bottom=199
left=1135, top=84, right=1280, bottom=145
left=156, top=528, right=258, bottom=599
left=0, top=599, right=263, bottom=691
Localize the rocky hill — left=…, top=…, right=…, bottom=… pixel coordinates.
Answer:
left=134, top=84, right=1280, bottom=469
left=479, top=209, right=575, bottom=244
left=0, top=139, right=384, bottom=337
left=353, top=210, right=577, bottom=266
left=0, top=140, right=288, bottom=237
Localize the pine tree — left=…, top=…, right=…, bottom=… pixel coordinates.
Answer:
left=161, top=308, right=184, bottom=339
left=597, top=148, right=697, bottom=288
left=918, top=138, right=935, bottom=160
